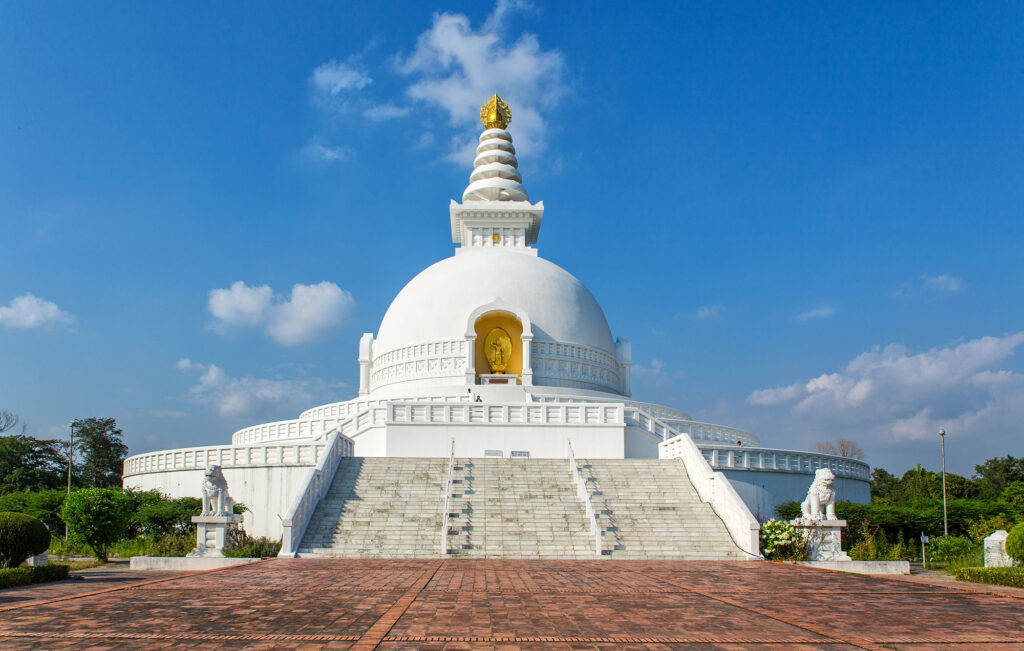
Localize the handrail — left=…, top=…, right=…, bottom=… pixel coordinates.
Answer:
left=440, top=438, right=456, bottom=556
left=567, top=440, right=602, bottom=556
left=278, top=430, right=354, bottom=557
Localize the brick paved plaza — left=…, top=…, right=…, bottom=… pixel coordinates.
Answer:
left=2, top=559, right=1023, bottom=649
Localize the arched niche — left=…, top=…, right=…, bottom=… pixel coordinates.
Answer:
left=473, top=310, right=524, bottom=380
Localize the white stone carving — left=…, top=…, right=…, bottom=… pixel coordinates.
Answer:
left=200, top=465, right=234, bottom=516
left=985, top=530, right=1013, bottom=567
left=189, top=466, right=241, bottom=558
left=790, top=468, right=850, bottom=561
left=799, top=468, right=838, bottom=522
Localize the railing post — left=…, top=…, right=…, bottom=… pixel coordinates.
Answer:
left=440, top=438, right=455, bottom=556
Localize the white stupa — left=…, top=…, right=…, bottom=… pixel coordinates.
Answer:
left=124, top=95, right=869, bottom=554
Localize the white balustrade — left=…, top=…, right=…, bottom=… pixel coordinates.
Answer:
left=697, top=445, right=871, bottom=481
left=387, top=402, right=623, bottom=427
left=440, top=439, right=456, bottom=555
left=278, top=430, right=355, bottom=557
left=567, top=440, right=602, bottom=556
left=123, top=441, right=332, bottom=477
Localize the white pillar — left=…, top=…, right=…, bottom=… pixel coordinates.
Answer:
left=358, top=333, right=373, bottom=395
left=465, top=336, right=477, bottom=385
left=616, top=337, right=632, bottom=397
left=521, top=334, right=533, bottom=387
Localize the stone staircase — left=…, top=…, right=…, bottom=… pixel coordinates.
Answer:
left=445, top=458, right=596, bottom=558
left=296, top=456, right=746, bottom=560
left=297, top=457, right=447, bottom=557
left=580, top=458, right=746, bottom=560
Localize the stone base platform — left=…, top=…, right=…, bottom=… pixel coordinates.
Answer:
left=794, top=560, right=911, bottom=575
left=129, top=556, right=258, bottom=571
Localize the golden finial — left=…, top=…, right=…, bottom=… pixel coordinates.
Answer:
left=480, top=93, right=511, bottom=129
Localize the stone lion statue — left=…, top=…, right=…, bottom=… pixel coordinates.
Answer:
left=800, top=468, right=837, bottom=522
left=200, top=465, right=234, bottom=516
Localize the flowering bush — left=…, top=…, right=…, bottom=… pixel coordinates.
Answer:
left=759, top=519, right=808, bottom=560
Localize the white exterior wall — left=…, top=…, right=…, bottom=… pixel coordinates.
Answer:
left=382, top=423, right=624, bottom=458
left=124, top=465, right=313, bottom=540
left=721, top=470, right=871, bottom=522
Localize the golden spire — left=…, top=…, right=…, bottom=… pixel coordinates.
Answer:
left=480, top=93, right=511, bottom=129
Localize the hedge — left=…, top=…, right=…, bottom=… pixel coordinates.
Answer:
left=954, top=567, right=1024, bottom=589
left=775, top=499, right=1019, bottom=544
left=0, top=564, right=70, bottom=590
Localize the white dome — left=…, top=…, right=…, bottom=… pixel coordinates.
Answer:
left=375, top=248, right=616, bottom=356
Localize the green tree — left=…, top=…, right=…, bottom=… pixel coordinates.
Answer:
left=0, top=490, right=67, bottom=532
left=0, top=434, right=67, bottom=493
left=72, top=418, right=128, bottom=489
left=894, top=464, right=938, bottom=502
left=870, top=468, right=899, bottom=502
left=974, top=455, right=1024, bottom=500
left=1002, top=481, right=1024, bottom=514
left=60, top=488, right=131, bottom=561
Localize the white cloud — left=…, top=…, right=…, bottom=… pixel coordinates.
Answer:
left=922, top=274, right=964, bottom=293
left=311, top=58, right=372, bottom=96
left=746, top=332, right=1024, bottom=445
left=894, top=273, right=965, bottom=298
left=795, top=306, right=836, bottom=321
left=301, top=139, right=351, bottom=164
left=265, top=282, right=356, bottom=346
left=207, top=281, right=355, bottom=345
left=363, top=103, right=412, bottom=121
left=177, top=358, right=330, bottom=418
left=303, top=2, right=565, bottom=166
left=395, top=2, right=566, bottom=162
left=696, top=305, right=722, bottom=319
left=208, top=282, right=272, bottom=327
left=0, top=293, right=75, bottom=329
left=633, top=359, right=665, bottom=377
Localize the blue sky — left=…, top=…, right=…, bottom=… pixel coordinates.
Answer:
left=1, top=1, right=1021, bottom=476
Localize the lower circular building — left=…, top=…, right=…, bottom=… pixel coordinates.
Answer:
left=124, top=97, right=869, bottom=559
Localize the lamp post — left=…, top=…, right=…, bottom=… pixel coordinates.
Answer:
left=939, top=428, right=948, bottom=538
left=66, top=421, right=75, bottom=540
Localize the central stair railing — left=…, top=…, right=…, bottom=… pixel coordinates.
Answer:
left=439, top=438, right=455, bottom=556
left=567, top=440, right=602, bottom=556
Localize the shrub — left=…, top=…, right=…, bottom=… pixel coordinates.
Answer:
left=0, top=564, right=70, bottom=590
left=846, top=520, right=915, bottom=561
left=927, top=535, right=980, bottom=563
left=954, top=567, right=1024, bottom=588
left=967, top=513, right=1019, bottom=543
left=110, top=534, right=193, bottom=558
left=0, top=512, right=51, bottom=568
left=759, top=519, right=807, bottom=561
left=60, top=488, right=132, bottom=561
left=1006, top=522, right=1024, bottom=562
left=223, top=526, right=280, bottom=558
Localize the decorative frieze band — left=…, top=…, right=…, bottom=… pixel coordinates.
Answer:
left=370, top=339, right=469, bottom=388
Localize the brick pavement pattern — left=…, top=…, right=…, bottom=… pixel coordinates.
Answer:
left=1, top=559, right=1024, bottom=649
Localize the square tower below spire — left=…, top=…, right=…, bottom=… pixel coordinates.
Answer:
left=450, top=200, right=544, bottom=250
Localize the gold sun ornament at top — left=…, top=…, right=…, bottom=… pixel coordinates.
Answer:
left=480, top=93, right=512, bottom=129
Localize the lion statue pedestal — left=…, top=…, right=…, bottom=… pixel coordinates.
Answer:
left=790, top=468, right=851, bottom=562
left=187, top=466, right=241, bottom=558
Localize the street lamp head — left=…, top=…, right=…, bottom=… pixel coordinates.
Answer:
left=939, top=429, right=945, bottom=437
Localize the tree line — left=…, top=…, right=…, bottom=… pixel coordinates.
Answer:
left=0, top=410, right=128, bottom=493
